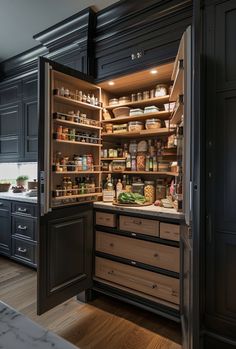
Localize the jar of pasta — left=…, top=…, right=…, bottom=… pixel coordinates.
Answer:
left=144, top=181, right=155, bottom=203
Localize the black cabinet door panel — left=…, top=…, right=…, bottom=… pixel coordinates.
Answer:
left=22, top=75, right=37, bottom=100
left=0, top=81, right=21, bottom=105
left=0, top=103, right=21, bottom=161
left=37, top=204, right=93, bottom=314
left=215, top=0, right=236, bottom=90
left=23, top=99, right=38, bottom=160
left=0, top=200, right=11, bottom=256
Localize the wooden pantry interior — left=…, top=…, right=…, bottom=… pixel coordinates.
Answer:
left=38, top=25, right=191, bottom=336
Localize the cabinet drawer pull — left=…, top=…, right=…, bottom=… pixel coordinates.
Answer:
left=18, top=208, right=27, bottom=213
left=131, top=261, right=136, bottom=265
left=132, top=219, right=142, bottom=225
left=17, top=247, right=27, bottom=253
left=131, top=233, right=137, bottom=237
left=0, top=202, right=3, bottom=206
left=108, top=270, right=114, bottom=275
left=18, top=225, right=27, bottom=230
left=152, top=284, right=158, bottom=289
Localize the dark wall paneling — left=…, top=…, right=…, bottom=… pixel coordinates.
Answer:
left=204, top=0, right=236, bottom=347
left=95, top=0, right=192, bottom=80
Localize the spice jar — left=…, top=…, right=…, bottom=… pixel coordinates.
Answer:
left=143, top=91, right=150, bottom=100
left=144, top=181, right=155, bottom=203
left=156, top=180, right=166, bottom=200
left=131, top=93, right=136, bottom=102
left=137, top=92, right=142, bottom=101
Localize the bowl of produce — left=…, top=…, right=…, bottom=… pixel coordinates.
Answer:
left=114, top=192, right=151, bottom=206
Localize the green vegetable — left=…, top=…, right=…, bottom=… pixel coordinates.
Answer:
left=118, top=192, right=147, bottom=205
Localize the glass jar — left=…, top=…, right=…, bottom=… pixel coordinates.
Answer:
left=155, top=84, right=168, bottom=97
left=132, top=182, right=144, bottom=196
left=156, top=180, right=166, bottom=200
left=128, top=121, right=144, bottom=132
left=129, top=140, right=137, bottom=154
left=137, top=92, right=142, bottom=101
left=144, top=181, right=155, bottom=203
left=105, top=123, right=113, bottom=134
left=131, top=93, right=136, bottom=102
left=137, top=152, right=146, bottom=171
left=143, top=91, right=150, bottom=100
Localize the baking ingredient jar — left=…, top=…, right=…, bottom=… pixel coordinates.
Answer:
left=132, top=182, right=144, bottom=195
left=137, top=152, right=146, bottom=171
left=144, top=181, right=155, bottom=203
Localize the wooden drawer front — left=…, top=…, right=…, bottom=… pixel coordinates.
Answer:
left=96, top=212, right=116, bottom=227
left=160, top=223, right=180, bottom=242
left=12, top=215, right=35, bottom=240
left=95, top=257, right=179, bottom=305
left=12, top=202, right=35, bottom=216
left=96, top=231, right=179, bottom=273
left=119, top=215, right=159, bottom=237
left=12, top=238, right=36, bottom=265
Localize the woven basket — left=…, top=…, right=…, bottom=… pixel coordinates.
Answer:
left=0, top=183, right=11, bottom=192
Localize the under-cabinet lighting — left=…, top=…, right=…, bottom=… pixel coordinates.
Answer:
left=108, top=81, right=115, bottom=85
left=150, top=69, right=158, bottom=74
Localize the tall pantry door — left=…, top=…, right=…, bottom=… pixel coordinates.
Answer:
left=37, top=57, right=98, bottom=315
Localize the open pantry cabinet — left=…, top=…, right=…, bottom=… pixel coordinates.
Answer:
left=37, top=27, right=193, bottom=348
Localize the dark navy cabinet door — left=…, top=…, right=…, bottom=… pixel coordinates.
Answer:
left=0, top=200, right=11, bottom=256
left=0, top=102, right=22, bottom=162
left=23, top=98, right=38, bottom=161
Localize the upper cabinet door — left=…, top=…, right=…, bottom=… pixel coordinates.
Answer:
left=37, top=57, right=97, bottom=315
left=0, top=102, right=22, bottom=162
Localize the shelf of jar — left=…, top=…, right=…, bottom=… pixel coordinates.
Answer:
left=102, top=128, right=175, bottom=139
left=105, top=95, right=170, bottom=110
left=102, top=111, right=171, bottom=124
left=53, top=192, right=103, bottom=200
left=53, top=118, right=102, bottom=131
left=170, top=100, right=183, bottom=125
left=54, top=139, right=102, bottom=147
left=101, top=157, right=126, bottom=161
left=54, top=95, right=102, bottom=111
left=54, top=171, right=101, bottom=174
left=101, top=171, right=179, bottom=176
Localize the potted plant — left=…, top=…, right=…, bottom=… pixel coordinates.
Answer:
left=16, top=175, right=29, bottom=187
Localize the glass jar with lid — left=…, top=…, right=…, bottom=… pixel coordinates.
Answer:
left=132, top=182, right=144, bottom=196
left=144, top=181, right=155, bottom=203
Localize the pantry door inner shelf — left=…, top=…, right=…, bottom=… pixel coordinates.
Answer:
left=101, top=171, right=179, bottom=176
left=53, top=118, right=102, bottom=131
left=53, top=94, right=102, bottom=111
left=54, top=139, right=102, bottom=147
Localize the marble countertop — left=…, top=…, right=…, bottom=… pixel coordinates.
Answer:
left=0, top=192, right=37, bottom=204
left=93, top=202, right=184, bottom=220
left=0, top=301, right=78, bottom=349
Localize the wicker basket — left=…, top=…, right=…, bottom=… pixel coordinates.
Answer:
left=0, top=183, right=11, bottom=192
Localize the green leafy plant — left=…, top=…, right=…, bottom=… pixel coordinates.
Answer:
left=16, top=175, right=29, bottom=181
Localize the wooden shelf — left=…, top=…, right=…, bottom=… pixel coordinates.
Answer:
left=170, top=102, right=183, bottom=125
left=105, top=95, right=170, bottom=110
left=54, top=192, right=103, bottom=200
left=54, top=139, right=102, bottom=147
left=170, top=64, right=184, bottom=102
left=54, top=95, right=102, bottom=111
left=102, top=171, right=178, bottom=176
left=101, top=157, right=126, bottom=161
left=54, top=118, right=102, bottom=131
left=102, top=128, right=175, bottom=139
left=102, top=110, right=171, bottom=124
left=54, top=171, right=101, bottom=174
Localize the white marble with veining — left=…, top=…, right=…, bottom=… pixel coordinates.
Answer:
left=93, top=201, right=184, bottom=220
left=0, top=301, right=78, bottom=349
left=0, top=192, right=37, bottom=204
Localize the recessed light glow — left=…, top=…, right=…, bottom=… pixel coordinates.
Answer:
left=108, top=81, right=115, bottom=86
left=150, top=69, right=158, bottom=74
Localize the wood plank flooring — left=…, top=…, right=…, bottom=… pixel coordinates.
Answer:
left=0, top=256, right=182, bottom=349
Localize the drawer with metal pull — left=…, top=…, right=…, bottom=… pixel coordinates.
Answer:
left=12, top=202, right=35, bottom=216
left=160, top=223, right=180, bottom=242
left=12, top=215, right=36, bottom=241
left=119, top=215, right=159, bottom=237
left=96, top=231, right=179, bottom=272
left=11, top=238, right=36, bottom=266
left=96, top=212, right=116, bottom=228
left=95, top=257, right=179, bottom=305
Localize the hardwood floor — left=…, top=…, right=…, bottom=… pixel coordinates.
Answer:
left=0, top=256, right=182, bottom=349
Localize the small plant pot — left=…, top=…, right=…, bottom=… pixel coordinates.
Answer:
left=16, top=179, right=26, bottom=187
